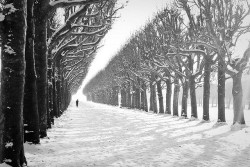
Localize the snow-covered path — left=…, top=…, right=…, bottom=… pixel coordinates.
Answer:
left=25, top=101, right=250, bottom=167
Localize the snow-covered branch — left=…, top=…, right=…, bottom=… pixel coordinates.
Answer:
left=49, top=5, right=90, bottom=47
left=49, top=0, right=102, bottom=10
left=71, top=26, right=107, bottom=36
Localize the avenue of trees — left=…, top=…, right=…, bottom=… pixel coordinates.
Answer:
left=84, top=0, right=250, bottom=126
left=0, top=0, right=120, bottom=166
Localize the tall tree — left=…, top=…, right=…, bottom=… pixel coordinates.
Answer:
left=227, top=45, right=250, bottom=125
left=0, top=0, right=27, bottom=166
left=23, top=0, right=40, bottom=144
left=34, top=0, right=49, bottom=138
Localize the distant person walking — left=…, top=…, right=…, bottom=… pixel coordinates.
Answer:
left=76, top=99, right=79, bottom=107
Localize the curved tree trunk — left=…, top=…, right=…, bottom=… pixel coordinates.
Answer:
left=0, top=0, right=27, bottom=165
left=24, top=0, right=40, bottom=144
left=232, top=72, right=245, bottom=124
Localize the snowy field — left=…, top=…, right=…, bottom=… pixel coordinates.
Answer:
left=2, top=101, right=250, bottom=167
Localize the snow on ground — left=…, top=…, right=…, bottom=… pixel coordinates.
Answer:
left=2, top=101, right=250, bottom=167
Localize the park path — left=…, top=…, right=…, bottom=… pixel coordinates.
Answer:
left=24, top=101, right=250, bottom=167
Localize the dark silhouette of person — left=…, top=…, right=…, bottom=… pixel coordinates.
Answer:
left=76, top=99, right=79, bottom=107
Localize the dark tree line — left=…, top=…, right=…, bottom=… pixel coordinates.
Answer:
left=0, top=0, right=119, bottom=166
left=84, top=0, right=250, bottom=127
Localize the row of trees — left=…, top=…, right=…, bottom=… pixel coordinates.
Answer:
left=84, top=0, right=250, bottom=126
left=0, top=0, right=119, bottom=166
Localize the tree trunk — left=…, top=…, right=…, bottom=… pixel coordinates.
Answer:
left=105, top=90, right=108, bottom=104
left=181, top=79, right=189, bottom=118
left=232, top=72, right=245, bottom=124
left=126, top=82, right=131, bottom=108
left=57, top=67, right=62, bottom=115
left=60, top=81, right=65, bottom=111
left=144, top=89, right=148, bottom=112
left=141, top=81, right=148, bottom=112
left=34, top=0, right=49, bottom=138
left=218, top=57, right=226, bottom=122
left=47, top=19, right=54, bottom=120
left=136, top=78, right=141, bottom=109
left=59, top=72, right=64, bottom=113
left=56, top=78, right=61, bottom=115
left=165, top=79, right=172, bottom=114
left=188, top=55, right=198, bottom=118
left=23, top=0, right=40, bottom=144
left=203, top=58, right=211, bottom=121
left=149, top=81, right=153, bottom=111
left=104, top=90, right=107, bottom=104
left=114, top=86, right=119, bottom=106
left=102, top=90, right=106, bottom=104
left=152, top=84, right=158, bottom=113
left=121, top=87, right=126, bottom=107
left=140, top=82, right=145, bottom=110
left=0, top=0, right=27, bottom=165
left=189, top=75, right=197, bottom=118
left=156, top=80, right=164, bottom=114
left=47, top=57, right=54, bottom=123
left=150, top=74, right=157, bottom=113
left=131, top=82, right=136, bottom=109
left=111, top=87, right=115, bottom=105
left=173, top=77, right=180, bottom=116
left=52, top=67, right=59, bottom=117
left=91, top=93, right=95, bottom=102
left=109, top=90, right=112, bottom=105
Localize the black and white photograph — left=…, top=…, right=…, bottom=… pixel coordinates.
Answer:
left=0, top=0, right=250, bottom=166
